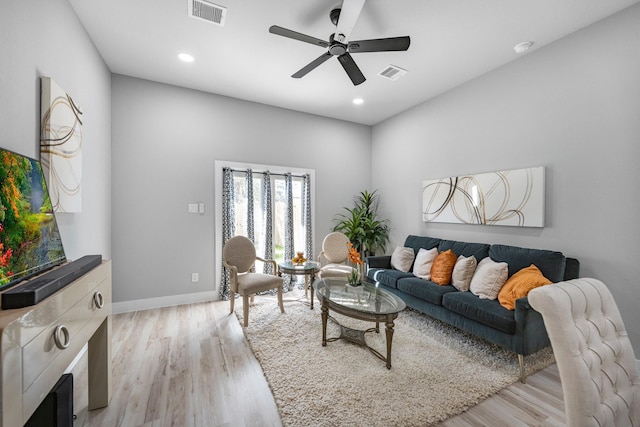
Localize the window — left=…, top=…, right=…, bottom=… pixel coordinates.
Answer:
left=216, top=161, right=314, bottom=298
left=232, top=171, right=308, bottom=262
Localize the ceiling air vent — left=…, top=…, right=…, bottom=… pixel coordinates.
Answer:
left=188, top=0, right=227, bottom=26
left=378, top=64, right=408, bottom=81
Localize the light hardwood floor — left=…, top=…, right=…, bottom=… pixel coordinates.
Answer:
left=72, top=297, right=566, bottom=427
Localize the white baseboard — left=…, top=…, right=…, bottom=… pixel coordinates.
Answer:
left=112, top=291, right=219, bottom=314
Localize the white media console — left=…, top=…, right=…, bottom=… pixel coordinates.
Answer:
left=0, top=260, right=112, bottom=426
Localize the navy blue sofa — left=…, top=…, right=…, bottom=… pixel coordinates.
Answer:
left=366, top=235, right=580, bottom=382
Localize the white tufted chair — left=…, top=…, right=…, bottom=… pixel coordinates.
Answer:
left=317, top=232, right=353, bottom=279
left=528, top=278, right=640, bottom=427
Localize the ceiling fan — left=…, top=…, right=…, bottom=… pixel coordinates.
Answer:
left=269, top=0, right=410, bottom=86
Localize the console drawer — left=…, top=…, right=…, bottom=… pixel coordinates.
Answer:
left=21, top=275, right=110, bottom=393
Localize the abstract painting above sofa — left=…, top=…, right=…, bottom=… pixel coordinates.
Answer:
left=422, top=166, right=545, bottom=227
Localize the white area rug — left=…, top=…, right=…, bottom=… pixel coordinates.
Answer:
left=236, top=291, right=554, bottom=427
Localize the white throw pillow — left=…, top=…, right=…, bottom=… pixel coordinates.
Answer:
left=413, top=247, right=438, bottom=280
left=451, top=255, right=477, bottom=292
left=390, top=246, right=415, bottom=272
left=470, top=257, right=508, bottom=300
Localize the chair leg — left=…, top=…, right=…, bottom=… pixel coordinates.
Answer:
left=243, top=294, right=249, bottom=327
left=229, top=291, right=235, bottom=314
left=250, top=294, right=255, bottom=303
left=278, top=287, right=285, bottom=313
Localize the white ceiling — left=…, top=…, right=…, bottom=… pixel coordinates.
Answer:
left=69, top=0, right=638, bottom=126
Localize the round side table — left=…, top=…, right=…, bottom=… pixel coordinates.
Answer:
left=278, top=261, right=320, bottom=309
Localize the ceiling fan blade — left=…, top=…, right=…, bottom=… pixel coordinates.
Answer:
left=292, top=52, right=333, bottom=78
left=337, top=53, right=365, bottom=86
left=269, top=25, right=329, bottom=48
left=348, top=36, right=411, bottom=53
left=334, top=0, right=366, bottom=43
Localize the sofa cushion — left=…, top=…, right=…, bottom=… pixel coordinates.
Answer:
left=451, top=255, right=477, bottom=292
left=397, top=277, right=456, bottom=306
left=438, top=239, right=490, bottom=261
left=370, top=269, right=414, bottom=289
left=469, top=257, right=508, bottom=300
left=443, top=292, right=516, bottom=335
left=489, top=244, right=566, bottom=282
left=413, top=247, right=438, bottom=280
left=430, top=249, right=457, bottom=285
left=498, top=264, right=552, bottom=310
left=391, top=246, right=415, bottom=272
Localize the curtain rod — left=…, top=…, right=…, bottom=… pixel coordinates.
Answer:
left=225, top=167, right=308, bottom=179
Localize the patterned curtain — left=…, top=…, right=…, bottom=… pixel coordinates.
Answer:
left=262, top=171, right=274, bottom=274
left=283, top=173, right=295, bottom=291
left=219, top=168, right=235, bottom=300
left=246, top=169, right=255, bottom=243
left=303, top=174, right=313, bottom=262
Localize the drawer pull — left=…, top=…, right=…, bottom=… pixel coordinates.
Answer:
left=53, top=325, right=70, bottom=349
left=94, top=291, right=105, bottom=309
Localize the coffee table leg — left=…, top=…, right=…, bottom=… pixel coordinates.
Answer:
left=385, top=316, right=395, bottom=369
left=321, top=304, right=328, bottom=346
left=310, top=272, right=316, bottom=310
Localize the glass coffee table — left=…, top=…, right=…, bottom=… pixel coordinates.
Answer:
left=315, top=277, right=406, bottom=369
left=278, top=261, right=320, bottom=308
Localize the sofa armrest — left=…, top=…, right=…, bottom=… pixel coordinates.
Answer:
left=514, top=296, right=550, bottom=355
left=366, top=255, right=391, bottom=269
left=564, top=257, right=580, bottom=280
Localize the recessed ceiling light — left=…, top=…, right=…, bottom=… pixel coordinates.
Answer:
left=352, top=98, right=364, bottom=105
left=178, top=53, right=195, bottom=63
left=514, top=41, right=534, bottom=54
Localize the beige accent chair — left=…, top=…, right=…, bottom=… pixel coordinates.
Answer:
left=317, top=232, right=353, bottom=279
left=223, top=236, right=285, bottom=327
left=528, top=278, right=640, bottom=427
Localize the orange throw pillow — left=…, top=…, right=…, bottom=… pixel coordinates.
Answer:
left=430, top=249, right=457, bottom=285
left=498, top=264, right=552, bottom=310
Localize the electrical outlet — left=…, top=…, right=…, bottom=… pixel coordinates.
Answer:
left=191, top=273, right=199, bottom=283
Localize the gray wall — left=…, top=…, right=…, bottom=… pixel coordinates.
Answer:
left=0, top=0, right=111, bottom=260
left=371, top=5, right=640, bottom=352
left=111, top=75, right=371, bottom=303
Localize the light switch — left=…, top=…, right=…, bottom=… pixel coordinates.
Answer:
left=188, top=203, right=198, bottom=213
left=198, top=203, right=205, bottom=214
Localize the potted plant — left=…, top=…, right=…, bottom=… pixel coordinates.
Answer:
left=333, top=190, right=390, bottom=257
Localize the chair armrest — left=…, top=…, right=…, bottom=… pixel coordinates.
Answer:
left=366, top=255, right=391, bottom=269
left=222, top=260, right=239, bottom=292
left=256, top=256, right=277, bottom=275
left=317, top=251, right=328, bottom=265
left=222, top=260, right=237, bottom=276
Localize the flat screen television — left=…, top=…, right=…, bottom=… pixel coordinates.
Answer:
left=0, top=147, right=66, bottom=291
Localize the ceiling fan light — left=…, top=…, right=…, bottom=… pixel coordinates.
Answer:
left=352, top=98, right=364, bottom=105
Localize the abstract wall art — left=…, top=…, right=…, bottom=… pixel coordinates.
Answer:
left=40, top=77, right=83, bottom=212
left=422, top=166, right=545, bottom=227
